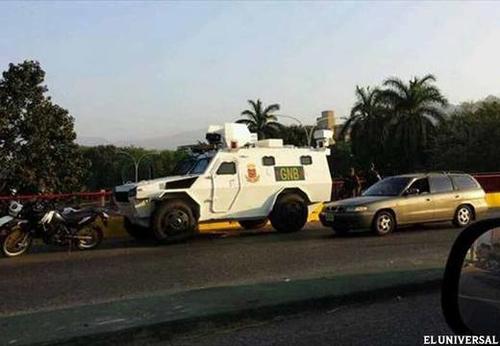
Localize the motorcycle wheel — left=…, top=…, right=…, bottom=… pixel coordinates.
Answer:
left=1, top=228, right=32, bottom=257
left=75, top=226, right=103, bottom=250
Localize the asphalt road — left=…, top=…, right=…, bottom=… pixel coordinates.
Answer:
left=0, top=222, right=460, bottom=316
left=164, top=291, right=451, bottom=346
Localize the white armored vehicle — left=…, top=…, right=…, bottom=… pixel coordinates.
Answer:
left=113, top=123, right=333, bottom=242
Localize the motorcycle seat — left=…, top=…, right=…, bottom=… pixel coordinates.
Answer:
left=61, top=209, right=95, bottom=225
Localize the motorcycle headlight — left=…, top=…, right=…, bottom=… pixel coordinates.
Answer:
left=345, top=206, right=368, bottom=212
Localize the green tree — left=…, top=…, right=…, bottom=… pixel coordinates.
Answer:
left=80, top=145, right=123, bottom=190
left=153, top=149, right=187, bottom=178
left=430, top=101, right=500, bottom=172
left=279, top=125, right=314, bottom=147
left=381, top=74, right=447, bottom=171
left=341, top=86, right=387, bottom=168
left=329, top=141, right=359, bottom=177
left=80, top=145, right=188, bottom=190
left=237, top=99, right=282, bottom=139
left=0, top=61, right=86, bottom=194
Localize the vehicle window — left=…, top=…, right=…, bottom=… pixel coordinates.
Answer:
left=216, top=162, right=236, bottom=175
left=300, top=155, right=312, bottom=165
left=429, top=175, right=454, bottom=193
left=171, top=158, right=196, bottom=175
left=190, top=158, right=211, bottom=175
left=408, top=178, right=430, bottom=194
left=363, top=176, right=411, bottom=197
left=452, top=175, right=479, bottom=190
left=262, top=156, right=275, bottom=166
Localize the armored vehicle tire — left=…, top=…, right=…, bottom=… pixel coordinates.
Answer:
left=270, top=194, right=308, bottom=233
left=238, top=219, right=268, bottom=230
left=371, top=210, right=396, bottom=236
left=152, top=200, right=196, bottom=243
left=123, top=217, right=153, bottom=240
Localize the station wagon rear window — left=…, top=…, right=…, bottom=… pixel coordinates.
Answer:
left=451, top=175, right=479, bottom=190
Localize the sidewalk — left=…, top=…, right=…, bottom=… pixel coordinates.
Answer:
left=0, top=268, right=443, bottom=346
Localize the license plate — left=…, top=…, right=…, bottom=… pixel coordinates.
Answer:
left=325, top=213, right=335, bottom=222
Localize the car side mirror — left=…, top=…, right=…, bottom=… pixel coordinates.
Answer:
left=405, top=188, right=419, bottom=196
left=442, top=219, right=500, bottom=337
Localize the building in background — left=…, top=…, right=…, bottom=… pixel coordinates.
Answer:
left=314, top=111, right=336, bottom=147
left=316, top=111, right=335, bottom=131
left=315, top=110, right=349, bottom=142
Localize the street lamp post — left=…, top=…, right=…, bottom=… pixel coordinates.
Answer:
left=117, top=151, right=158, bottom=183
left=275, top=114, right=316, bottom=147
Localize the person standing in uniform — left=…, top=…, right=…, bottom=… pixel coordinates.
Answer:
left=344, top=167, right=361, bottom=198
left=365, top=162, right=382, bottom=188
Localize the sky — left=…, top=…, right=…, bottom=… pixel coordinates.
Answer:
left=1, top=1, right=499, bottom=143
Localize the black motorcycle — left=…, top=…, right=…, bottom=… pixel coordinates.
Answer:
left=1, top=200, right=108, bottom=257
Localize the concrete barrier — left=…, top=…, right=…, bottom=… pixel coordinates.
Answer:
left=485, top=192, right=500, bottom=208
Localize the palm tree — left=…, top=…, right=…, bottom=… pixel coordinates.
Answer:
left=381, top=74, right=448, bottom=170
left=237, top=99, right=282, bottom=139
left=341, top=86, right=387, bottom=165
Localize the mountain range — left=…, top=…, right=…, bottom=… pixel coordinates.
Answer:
left=77, top=128, right=206, bottom=150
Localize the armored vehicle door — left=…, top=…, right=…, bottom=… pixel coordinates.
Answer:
left=211, top=159, right=241, bottom=213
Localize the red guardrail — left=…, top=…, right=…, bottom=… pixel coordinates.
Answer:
left=0, top=190, right=111, bottom=202
left=471, top=173, right=500, bottom=193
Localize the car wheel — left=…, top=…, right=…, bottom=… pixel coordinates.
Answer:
left=152, top=200, right=196, bottom=243
left=123, top=217, right=153, bottom=240
left=270, top=194, right=308, bottom=233
left=372, top=210, right=395, bottom=236
left=238, top=219, right=268, bottom=230
left=453, top=205, right=473, bottom=227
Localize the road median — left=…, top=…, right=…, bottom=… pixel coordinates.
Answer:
left=0, top=268, right=443, bottom=346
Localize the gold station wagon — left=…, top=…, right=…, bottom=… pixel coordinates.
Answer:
left=320, top=173, right=488, bottom=236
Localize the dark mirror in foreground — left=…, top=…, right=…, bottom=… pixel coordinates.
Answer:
left=460, top=228, right=500, bottom=335
left=443, top=219, right=500, bottom=337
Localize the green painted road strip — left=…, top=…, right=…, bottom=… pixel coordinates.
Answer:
left=0, top=268, right=443, bottom=346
